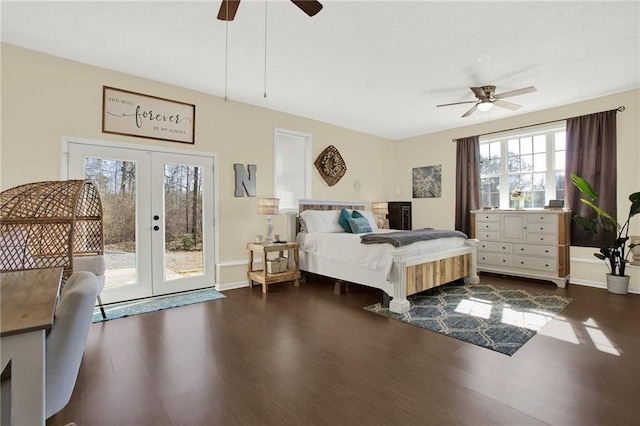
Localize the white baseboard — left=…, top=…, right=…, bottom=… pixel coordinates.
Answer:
left=216, top=280, right=250, bottom=292
left=569, top=278, right=640, bottom=294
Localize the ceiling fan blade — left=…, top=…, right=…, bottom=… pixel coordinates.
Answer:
left=437, top=100, right=478, bottom=108
left=470, top=87, right=487, bottom=99
left=495, top=86, right=537, bottom=99
left=291, top=0, right=323, bottom=17
left=493, top=99, right=522, bottom=111
left=217, top=0, right=240, bottom=21
left=462, top=104, right=478, bottom=118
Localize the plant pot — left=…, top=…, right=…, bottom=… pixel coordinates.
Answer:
left=606, top=273, right=630, bottom=295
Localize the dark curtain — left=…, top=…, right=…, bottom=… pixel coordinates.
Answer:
left=565, top=109, right=618, bottom=247
left=455, top=136, right=480, bottom=236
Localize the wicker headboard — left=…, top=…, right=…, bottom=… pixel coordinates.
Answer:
left=296, top=200, right=367, bottom=234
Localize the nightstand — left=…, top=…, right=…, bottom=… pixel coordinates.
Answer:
left=247, top=242, right=300, bottom=293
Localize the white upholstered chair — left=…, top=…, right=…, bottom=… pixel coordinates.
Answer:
left=1, top=271, right=98, bottom=423
left=73, top=255, right=107, bottom=319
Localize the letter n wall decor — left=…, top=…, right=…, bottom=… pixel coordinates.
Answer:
left=234, top=164, right=257, bottom=197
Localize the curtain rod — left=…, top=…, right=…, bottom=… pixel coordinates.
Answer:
left=451, top=105, right=625, bottom=142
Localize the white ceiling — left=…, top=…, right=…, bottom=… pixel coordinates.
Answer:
left=2, top=1, right=639, bottom=140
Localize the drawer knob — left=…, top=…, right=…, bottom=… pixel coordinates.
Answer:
left=482, top=257, right=486, bottom=260
left=521, top=248, right=524, bottom=251
left=545, top=264, right=549, bottom=267
left=502, top=246, right=506, bottom=250
left=521, top=261, right=524, bottom=264
left=540, top=238, right=544, bottom=241
left=503, top=259, right=506, bottom=262
left=545, top=250, right=549, bottom=253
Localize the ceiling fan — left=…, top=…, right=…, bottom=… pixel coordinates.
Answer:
left=217, top=0, right=323, bottom=21
left=437, top=85, right=537, bottom=118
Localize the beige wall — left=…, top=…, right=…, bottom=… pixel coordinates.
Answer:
left=1, top=44, right=391, bottom=286
left=2, top=43, right=639, bottom=291
left=393, top=88, right=640, bottom=291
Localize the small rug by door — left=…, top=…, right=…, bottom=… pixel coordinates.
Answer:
left=364, top=282, right=571, bottom=356
left=93, top=287, right=225, bottom=323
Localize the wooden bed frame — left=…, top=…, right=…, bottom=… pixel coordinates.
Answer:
left=297, top=200, right=479, bottom=314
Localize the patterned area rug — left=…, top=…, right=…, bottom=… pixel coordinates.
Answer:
left=93, top=287, right=225, bottom=323
left=365, top=282, right=571, bottom=356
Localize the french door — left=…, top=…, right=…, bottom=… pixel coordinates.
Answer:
left=67, top=141, right=215, bottom=304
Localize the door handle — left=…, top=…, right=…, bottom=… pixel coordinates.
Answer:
left=153, top=225, right=160, bottom=231
left=153, top=215, right=160, bottom=221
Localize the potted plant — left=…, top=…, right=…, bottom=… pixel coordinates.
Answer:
left=570, top=173, right=640, bottom=294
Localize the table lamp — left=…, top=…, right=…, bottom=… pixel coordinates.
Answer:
left=372, top=202, right=388, bottom=229
left=257, top=198, right=279, bottom=243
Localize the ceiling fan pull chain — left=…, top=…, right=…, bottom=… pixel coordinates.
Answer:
left=224, top=18, right=229, bottom=102
left=263, top=0, right=268, bottom=98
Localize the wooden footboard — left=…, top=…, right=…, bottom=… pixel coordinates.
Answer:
left=406, top=253, right=471, bottom=295
left=389, top=239, right=479, bottom=313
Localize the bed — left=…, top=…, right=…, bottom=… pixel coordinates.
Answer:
left=296, top=200, right=479, bottom=314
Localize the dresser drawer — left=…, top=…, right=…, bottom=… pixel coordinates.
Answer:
left=478, top=253, right=512, bottom=267
left=527, top=214, right=558, bottom=224
left=513, top=256, right=557, bottom=272
left=476, top=221, right=500, bottom=232
left=526, top=222, right=557, bottom=234
left=526, top=232, right=558, bottom=244
left=477, top=230, right=501, bottom=241
left=476, top=213, right=500, bottom=222
left=513, top=244, right=555, bottom=257
left=479, top=241, right=512, bottom=253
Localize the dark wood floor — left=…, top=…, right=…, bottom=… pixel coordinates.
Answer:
left=48, top=274, right=640, bottom=426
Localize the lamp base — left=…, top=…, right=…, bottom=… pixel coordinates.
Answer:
left=265, top=216, right=274, bottom=243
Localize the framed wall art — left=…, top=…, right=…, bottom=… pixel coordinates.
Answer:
left=102, top=86, right=195, bottom=144
left=412, top=165, right=442, bottom=198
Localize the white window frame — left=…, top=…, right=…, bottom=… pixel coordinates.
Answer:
left=274, top=127, right=312, bottom=213
left=479, top=121, right=566, bottom=209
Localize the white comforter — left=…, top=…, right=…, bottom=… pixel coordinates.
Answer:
left=296, top=229, right=466, bottom=278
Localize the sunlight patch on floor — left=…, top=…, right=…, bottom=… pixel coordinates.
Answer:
left=537, top=315, right=580, bottom=344
left=500, top=307, right=553, bottom=331
left=584, top=318, right=621, bottom=356
left=455, top=298, right=492, bottom=319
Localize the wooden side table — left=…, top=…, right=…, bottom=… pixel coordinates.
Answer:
left=247, top=242, right=300, bottom=293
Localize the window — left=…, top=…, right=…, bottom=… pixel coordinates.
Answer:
left=479, top=123, right=566, bottom=209
left=274, top=128, right=312, bottom=213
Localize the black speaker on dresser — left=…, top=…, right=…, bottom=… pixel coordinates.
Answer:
left=387, top=201, right=412, bottom=230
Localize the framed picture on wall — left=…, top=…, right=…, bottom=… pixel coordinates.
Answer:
left=412, top=165, right=442, bottom=198
left=102, top=86, right=195, bottom=144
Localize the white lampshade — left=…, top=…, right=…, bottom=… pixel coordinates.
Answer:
left=476, top=101, right=494, bottom=112
left=372, top=202, right=388, bottom=215
left=257, top=198, right=279, bottom=215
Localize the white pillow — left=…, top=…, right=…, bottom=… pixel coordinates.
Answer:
left=299, top=209, right=345, bottom=233
left=353, top=210, right=379, bottom=231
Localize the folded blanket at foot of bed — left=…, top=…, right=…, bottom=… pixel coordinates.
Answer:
left=360, top=228, right=468, bottom=247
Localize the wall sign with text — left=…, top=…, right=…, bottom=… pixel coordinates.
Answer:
left=102, top=86, right=195, bottom=144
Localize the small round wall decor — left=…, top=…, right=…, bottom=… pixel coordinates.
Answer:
left=314, top=145, right=347, bottom=187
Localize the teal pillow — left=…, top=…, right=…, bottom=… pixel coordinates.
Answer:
left=351, top=210, right=365, bottom=220
left=338, top=208, right=352, bottom=232
left=347, top=217, right=372, bottom=234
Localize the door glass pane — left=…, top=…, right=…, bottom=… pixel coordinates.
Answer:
left=163, top=163, right=204, bottom=281
left=85, top=157, right=137, bottom=289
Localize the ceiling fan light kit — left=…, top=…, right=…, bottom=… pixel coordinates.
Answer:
left=476, top=101, right=493, bottom=112
left=437, top=84, right=537, bottom=118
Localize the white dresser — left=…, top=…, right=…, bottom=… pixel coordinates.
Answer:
left=470, top=209, right=570, bottom=287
